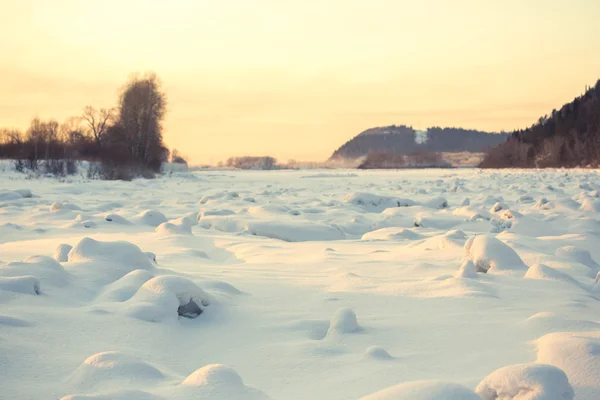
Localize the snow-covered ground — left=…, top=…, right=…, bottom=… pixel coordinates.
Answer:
left=1, top=167, right=600, bottom=399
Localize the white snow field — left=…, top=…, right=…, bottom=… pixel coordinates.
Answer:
left=1, top=167, right=600, bottom=399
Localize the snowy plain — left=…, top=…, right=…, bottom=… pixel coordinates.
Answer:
left=1, top=166, right=600, bottom=399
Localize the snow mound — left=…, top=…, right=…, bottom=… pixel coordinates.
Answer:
left=555, top=246, right=599, bottom=270
left=1, top=255, right=70, bottom=287
left=182, top=364, right=244, bottom=387
left=465, top=235, right=528, bottom=273
left=536, top=332, right=600, bottom=398
left=97, top=270, right=155, bottom=302
left=54, top=244, right=73, bottom=262
left=524, top=264, right=583, bottom=287
left=490, top=202, right=508, bottom=212
left=14, top=188, right=33, bottom=197
left=104, top=213, right=132, bottom=225
left=68, top=238, right=152, bottom=267
left=67, top=238, right=155, bottom=284
left=0, top=276, right=40, bottom=295
left=580, top=198, right=600, bottom=212
left=61, top=390, right=164, bottom=400
left=0, top=189, right=29, bottom=201
left=155, top=222, right=192, bottom=235
left=63, top=215, right=97, bottom=229
left=0, top=314, right=33, bottom=327
left=67, top=351, right=165, bottom=390
left=456, top=260, right=478, bottom=278
left=360, top=380, right=481, bottom=400
left=527, top=312, right=600, bottom=333
left=424, top=196, right=449, bottom=209
left=345, top=192, right=416, bottom=212
left=245, top=221, right=344, bottom=242
left=362, top=228, right=422, bottom=241
left=475, top=363, right=574, bottom=400
left=327, top=307, right=362, bottom=335
left=364, top=345, right=393, bottom=360
left=134, top=210, right=167, bottom=227
left=180, top=364, right=269, bottom=399
left=197, top=209, right=236, bottom=219
left=169, top=215, right=197, bottom=227
left=51, top=201, right=81, bottom=212
left=413, top=214, right=464, bottom=230
left=415, top=230, right=467, bottom=250
left=127, top=276, right=211, bottom=322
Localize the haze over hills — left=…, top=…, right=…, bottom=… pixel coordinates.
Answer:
left=329, top=125, right=509, bottom=161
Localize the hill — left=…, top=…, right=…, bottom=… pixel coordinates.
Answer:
left=329, top=125, right=508, bottom=161
left=480, top=79, right=600, bottom=168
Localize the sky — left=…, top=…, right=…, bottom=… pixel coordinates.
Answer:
left=1, top=0, right=599, bottom=164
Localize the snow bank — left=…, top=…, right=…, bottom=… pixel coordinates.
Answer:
left=361, top=380, right=481, bottom=400
left=475, top=363, right=574, bottom=400
left=464, top=235, right=527, bottom=273
left=127, top=276, right=211, bottom=322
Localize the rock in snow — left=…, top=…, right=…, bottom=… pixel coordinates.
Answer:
left=127, top=276, right=211, bottom=322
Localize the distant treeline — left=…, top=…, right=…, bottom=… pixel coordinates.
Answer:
left=0, top=73, right=186, bottom=179
left=357, top=152, right=451, bottom=169
left=480, top=79, right=600, bottom=168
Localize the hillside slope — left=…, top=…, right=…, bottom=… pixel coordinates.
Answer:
left=480, top=79, right=600, bottom=168
left=330, top=125, right=508, bottom=160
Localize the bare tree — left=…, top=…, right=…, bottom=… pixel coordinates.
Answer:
left=82, top=106, right=115, bottom=148
left=113, top=72, right=167, bottom=170
left=0, top=128, right=23, bottom=145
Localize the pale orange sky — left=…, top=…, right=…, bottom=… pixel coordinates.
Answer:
left=1, top=0, right=599, bottom=164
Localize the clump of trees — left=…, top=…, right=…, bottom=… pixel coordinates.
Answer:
left=226, top=156, right=277, bottom=170
left=357, top=151, right=451, bottom=169
left=0, top=72, right=173, bottom=179
left=480, top=79, right=600, bottom=168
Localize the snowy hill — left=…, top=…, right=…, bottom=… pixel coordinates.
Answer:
left=330, top=125, right=508, bottom=161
